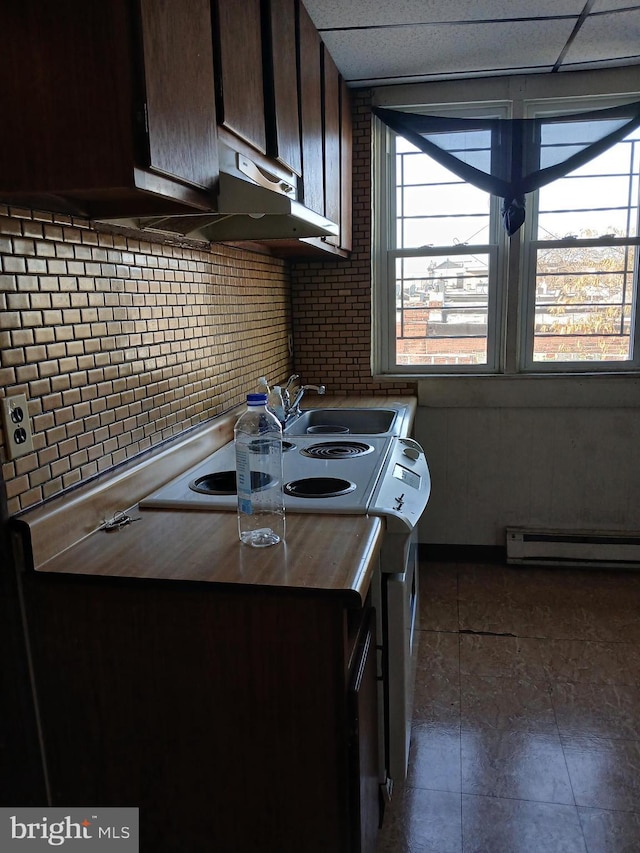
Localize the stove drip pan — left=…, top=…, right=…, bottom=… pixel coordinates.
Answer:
left=300, top=441, right=374, bottom=459
left=284, top=477, right=356, bottom=498
left=189, top=470, right=272, bottom=495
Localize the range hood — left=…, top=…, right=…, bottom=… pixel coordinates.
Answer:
left=101, top=148, right=339, bottom=242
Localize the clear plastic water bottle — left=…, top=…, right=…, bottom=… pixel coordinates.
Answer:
left=234, top=393, right=285, bottom=547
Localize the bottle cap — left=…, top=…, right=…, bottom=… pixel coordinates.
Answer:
left=246, top=393, right=268, bottom=405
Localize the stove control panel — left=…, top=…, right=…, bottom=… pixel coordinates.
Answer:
left=369, top=438, right=431, bottom=531
left=392, top=463, right=421, bottom=490
left=402, top=445, right=420, bottom=462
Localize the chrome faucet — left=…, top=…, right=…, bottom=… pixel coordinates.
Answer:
left=282, top=373, right=299, bottom=414
left=284, top=379, right=326, bottom=422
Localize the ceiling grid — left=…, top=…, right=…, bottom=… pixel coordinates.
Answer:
left=301, top=0, right=640, bottom=86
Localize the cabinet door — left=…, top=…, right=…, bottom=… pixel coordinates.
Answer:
left=213, top=0, right=267, bottom=154
left=322, top=46, right=341, bottom=247
left=0, top=0, right=136, bottom=196
left=298, top=2, right=324, bottom=216
left=0, top=0, right=217, bottom=216
left=348, top=611, right=380, bottom=853
left=340, top=78, right=353, bottom=252
left=265, top=0, right=302, bottom=176
left=139, top=0, right=218, bottom=191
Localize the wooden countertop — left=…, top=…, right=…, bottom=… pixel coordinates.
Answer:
left=30, top=509, right=384, bottom=604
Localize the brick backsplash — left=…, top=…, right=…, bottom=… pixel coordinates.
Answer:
left=291, top=89, right=417, bottom=399
left=0, top=208, right=292, bottom=514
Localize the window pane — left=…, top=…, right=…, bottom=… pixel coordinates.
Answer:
left=396, top=149, right=491, bottom=248
left=396, top=136, right=420, bottom=154
left=532, top=245, right=637, bottom=363
left=538, top=178, right=638, bottom=239
left=395, top=254, right=490, bottom=366
left=401, top=183, right=488, bottom=217
left=538, top=208, right=637, bottom=240
left=401, top=152, right=458, bottom=185
left=568, top=143, right=633, bottom=176
left=537, top=135, right=640, bottom=240
left=399, top=216, right=491, bottom=248
left=539, top=118, right=635, bottom=169
left=541, top=176, right=632, bottom=210
left=423, top=130, right=493, bottom=172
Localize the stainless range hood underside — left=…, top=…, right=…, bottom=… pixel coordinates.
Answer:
left=100, top=171, right=338, bottom=242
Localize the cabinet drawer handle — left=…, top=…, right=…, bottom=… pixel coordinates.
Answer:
left=237, top=155, right=295, bottom=197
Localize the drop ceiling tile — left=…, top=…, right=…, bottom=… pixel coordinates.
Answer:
left=591, top=0, right=640, bottom=11
left=321, top=19, right=574, bottom=84
left=303, top=0, right=585, bottom=29
left=564, top=9, right=640, bottom=63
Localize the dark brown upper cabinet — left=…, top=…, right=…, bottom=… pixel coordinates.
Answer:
left=320, top=49, right=353, bottom=254
left=212, top=0, right=301, bottom=180
left=284, top=2, right=352, bottom=258
left=340, top=77, right=354, bottom=254
left=297, top=1, right=325, bottom=218
left=322, top=46, right=341, bottom=249
left=212, top=0, right=267, bottom=156
left=0, top=0, right=219, bottom=218
left=139, top=0, right=218, bottom=194
left=264, top=0, right=303, bottom=176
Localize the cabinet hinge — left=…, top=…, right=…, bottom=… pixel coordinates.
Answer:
left=137, top=102, right=149, bottom=135
left=381, top=775, right=393, bottom=804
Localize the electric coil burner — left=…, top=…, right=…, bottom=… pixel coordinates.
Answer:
left=299, top=441, right=374, bottom=459
left=247, top=439, right=296, bottom=452
left=190, top=470, right=272, bottom=495
left=284, top=477, right=356, bottom=498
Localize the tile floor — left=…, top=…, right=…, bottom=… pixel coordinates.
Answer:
left=376, top=559, right=640, bottom=853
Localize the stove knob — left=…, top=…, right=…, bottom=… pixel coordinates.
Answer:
left=403, top=446, right=420, bottom=461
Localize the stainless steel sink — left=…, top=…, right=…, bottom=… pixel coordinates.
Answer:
left=284, top=407, right=401, bottom=436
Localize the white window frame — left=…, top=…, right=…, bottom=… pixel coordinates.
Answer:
left=372, top=90, right=640, bottom=380
left=519, top=96, right=640, bottom=373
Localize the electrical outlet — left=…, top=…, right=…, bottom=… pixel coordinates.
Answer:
left=2, top=394, right=34, bottom=460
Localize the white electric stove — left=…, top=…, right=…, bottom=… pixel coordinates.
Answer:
left=140, top=434, right=429, bottom=530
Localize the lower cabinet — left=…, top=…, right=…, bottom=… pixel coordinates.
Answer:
left=348, top=610, right=380, bottom=853
left=22, top=573, right=379, bottom=853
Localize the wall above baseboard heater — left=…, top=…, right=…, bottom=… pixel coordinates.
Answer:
left=506, top=528, right=640, bottom=568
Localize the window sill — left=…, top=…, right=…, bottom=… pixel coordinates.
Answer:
left=407, top=372, right=640, bottom=408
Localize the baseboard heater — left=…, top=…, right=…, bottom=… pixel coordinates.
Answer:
left=506, top=528, right=640, bottom=568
